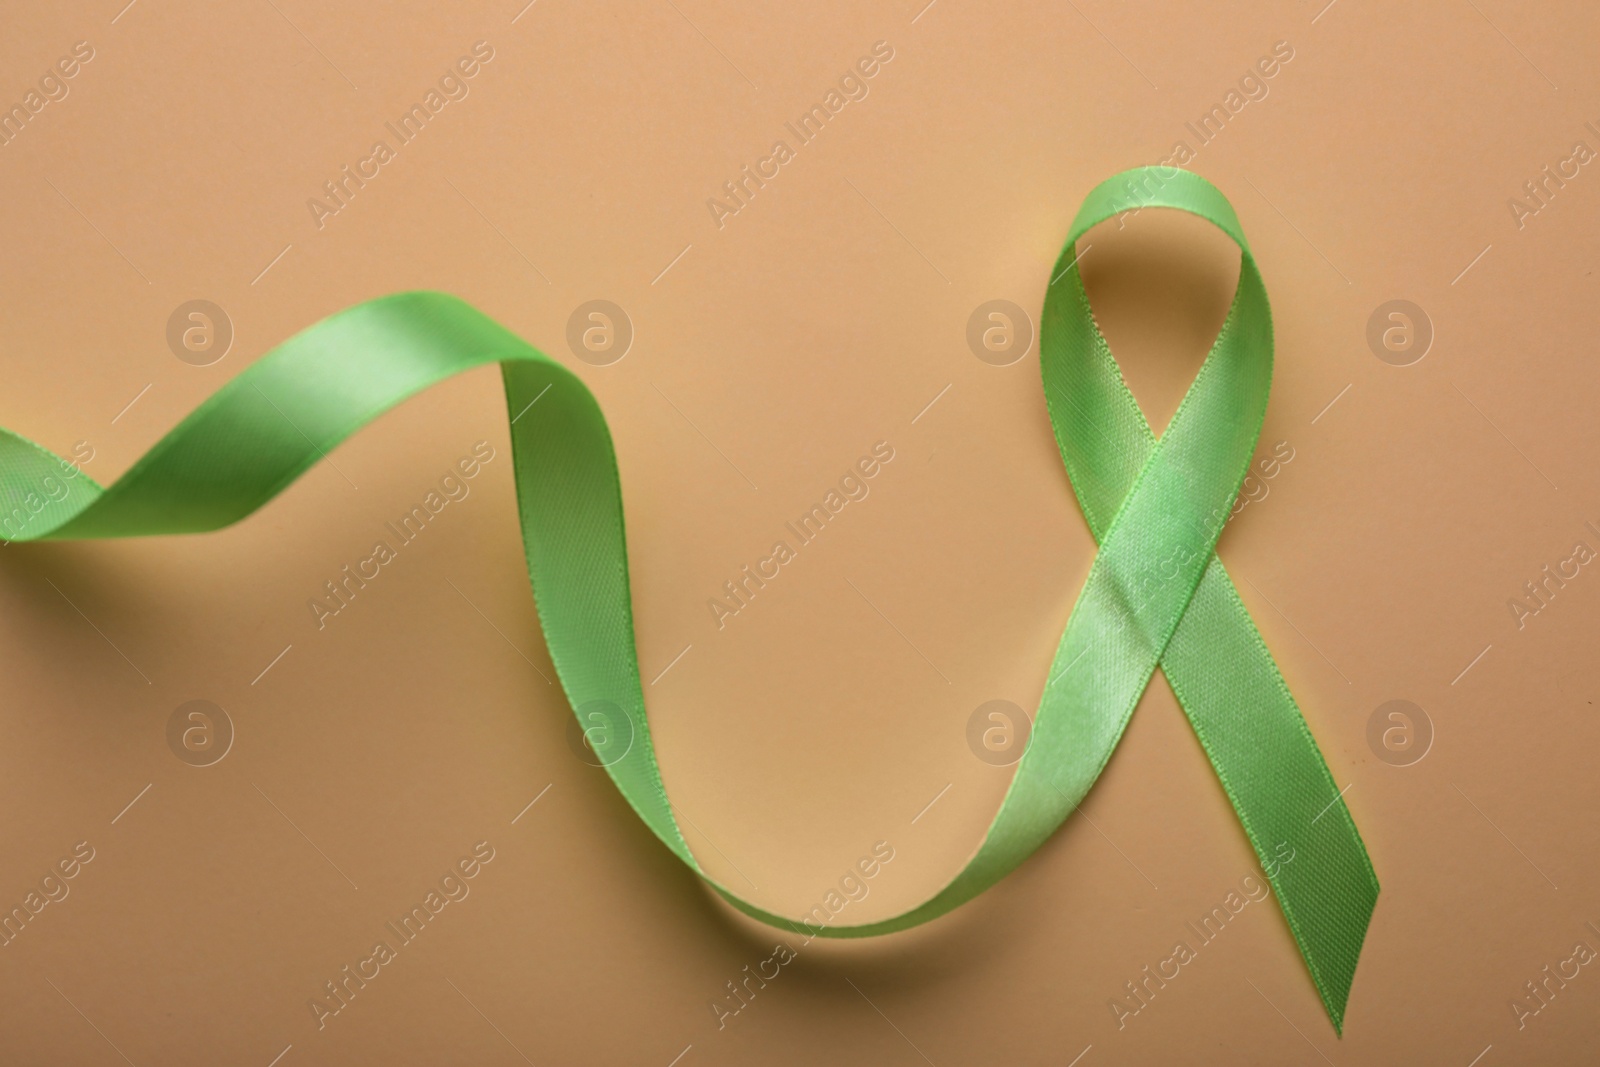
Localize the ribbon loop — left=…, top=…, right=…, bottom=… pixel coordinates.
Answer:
left=1044, top=167, right=1378, bottom=1032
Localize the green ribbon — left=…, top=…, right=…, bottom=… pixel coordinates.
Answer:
left=1, top=167, right=1375, bottom=1030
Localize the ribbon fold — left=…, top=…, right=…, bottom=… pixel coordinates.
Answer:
left=0, top=167, right=1375, bottom=1031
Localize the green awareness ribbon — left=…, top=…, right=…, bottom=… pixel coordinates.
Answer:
left=0, top=167, right=1375, bottom=1031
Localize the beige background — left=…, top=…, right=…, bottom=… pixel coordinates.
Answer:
left=2, top=0, right=1599, bottom=1063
